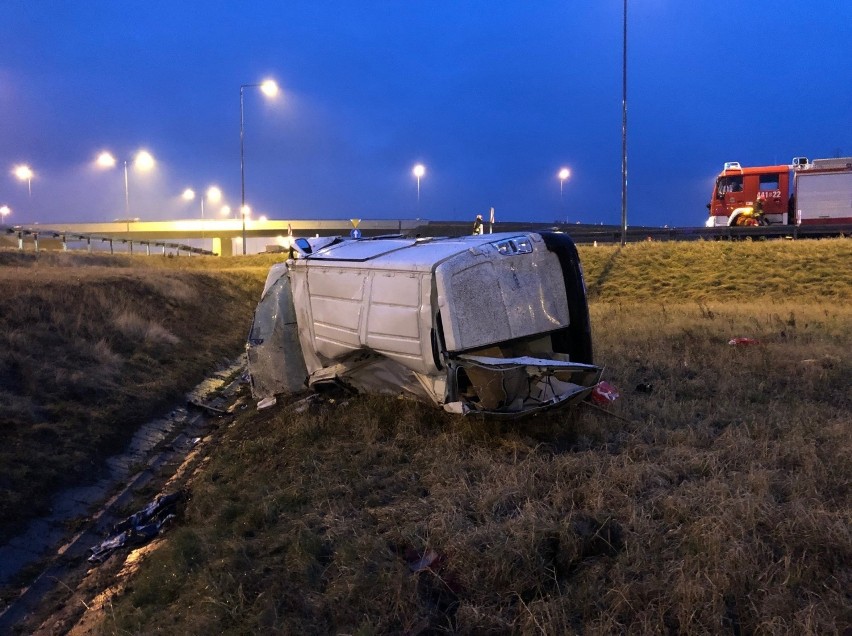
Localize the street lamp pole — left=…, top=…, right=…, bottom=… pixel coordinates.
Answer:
left=98, top=151, right=152, bottom=217
left=123, top=160, right=130, bottom=216
left=412, top=164, right=425, bottom=209
left=621, top=0, right=628, bottom=246
left=240, top=85, right=247, bottom=254
left=13, top=165, right=33, bottom=197
left=558, top=168, right=570, bottom=202
left=239, top=79, right=279, bottom=255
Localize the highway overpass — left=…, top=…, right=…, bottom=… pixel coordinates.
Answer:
left=3, top=218, right=425, bottom=256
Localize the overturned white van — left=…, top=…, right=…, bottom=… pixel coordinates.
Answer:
left=247, top=232, right=602, bottom=417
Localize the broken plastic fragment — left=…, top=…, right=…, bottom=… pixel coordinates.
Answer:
left=590, top=381, right=620, bottom=405
left=408, top=549, right=440, bottom=573
left=257, top=396, right=277, bottom=410
left=442, top=401, right=469, bottom=415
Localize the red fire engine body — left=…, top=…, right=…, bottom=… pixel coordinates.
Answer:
left=706, top=157, right=852, bottom=227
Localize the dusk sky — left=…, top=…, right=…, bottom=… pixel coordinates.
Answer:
left=1, top=1, right=850, bottom=229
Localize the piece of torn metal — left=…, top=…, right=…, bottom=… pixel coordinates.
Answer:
left=247, top=231, right=602, bottom=418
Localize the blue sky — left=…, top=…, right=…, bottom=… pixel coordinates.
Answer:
left=1, top=1, right=850, bottom=228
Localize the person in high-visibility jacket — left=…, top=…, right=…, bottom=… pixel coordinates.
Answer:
left=472, top=214, right=484, bottom=235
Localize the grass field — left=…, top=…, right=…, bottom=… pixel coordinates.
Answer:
left=3, top=239, right=851, bottom=634
left=0, top=251, right=280, bottom=544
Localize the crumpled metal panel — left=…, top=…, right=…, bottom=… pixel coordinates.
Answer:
left=246, top=262, right=308, bottom=398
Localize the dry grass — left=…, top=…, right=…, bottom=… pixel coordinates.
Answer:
left=86, top=239, right=851, bottom=635
left=579, top=238, right=852, bottom=303
left=0, top=251, right=276, bottom=544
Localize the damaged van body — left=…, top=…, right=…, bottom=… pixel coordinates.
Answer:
left=247, top=231, right=602, bottom=417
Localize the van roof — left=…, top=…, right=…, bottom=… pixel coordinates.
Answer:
left=298, top=232, right=544, bottom=271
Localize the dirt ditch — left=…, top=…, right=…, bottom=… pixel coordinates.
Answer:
left=0, top=359, right=249, bottom=634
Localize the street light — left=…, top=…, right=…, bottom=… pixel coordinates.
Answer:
left=96, top=150, right=155, bottom=215
left=0, top=205, right=10, bottom=223
left=135, top=151, right=154, bottom=171
left=182, top=186, right=221, bottom=217
left=240, top=78, right=279, bottom=254
left=182, top=185, right=222, bottom=236
left=412, top=164, right=425, bottom=206
left=13, top=165, right=34, bottom=197
left=558, top=167, right=571, bottom=202
left=96, top=151, right=116, bottom=168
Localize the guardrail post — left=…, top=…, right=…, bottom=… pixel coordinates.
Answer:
left=162, top=244, right=166, bottom=256
left=17, top=231, right=23, bottom=251
left=145, top=243, right=150, bottom=256
left=33, top=233, right=39, bottom=253
left=86, top=236, right=92, bottom=253
left=61, top=234, right=68, bottom=251
left=129, top=241, right=133, bottom=254
left=108, top=239, right=113, bottom=254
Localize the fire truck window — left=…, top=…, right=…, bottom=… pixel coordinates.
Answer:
left=759, top=174, right=780, bottom=191
left=718, top=176, right=743, bottom=195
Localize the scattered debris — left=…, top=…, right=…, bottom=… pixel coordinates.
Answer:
left=88, top=490, right=187, bottom=564
left=581, top=400, right=632, bottom=423
left=407, top=548, right=440, bottom=573
left=802, top=355, right=841, bottom=368
left=728, top=337, right=761, bottom=346
left=257, top=396, right=277, bottom=410
left=442, top=401, right=468, bottom=415
left=292, top=394, right=320, bottom=414
left=590, top=381, right=620, bottom=405
left=187, top=399, right=229, bottom=416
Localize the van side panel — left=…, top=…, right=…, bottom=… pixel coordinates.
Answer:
left=295, top=264, right=437, bottom=375
left=307, top=268, right=367, bottom=359
left=365, top=272, right=426, bottom=363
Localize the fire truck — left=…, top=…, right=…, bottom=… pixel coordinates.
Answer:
left=705, top=156, right=852, bottom=227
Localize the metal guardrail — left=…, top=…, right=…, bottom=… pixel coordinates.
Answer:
left=1, top=225, right=215, bottom=256
left=410, top=221, right=852, bottom=243
left=4, top=220, right=848, bottom=255
left=557, top=223, right=852, bottom=244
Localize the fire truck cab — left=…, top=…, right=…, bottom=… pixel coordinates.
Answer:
left=706, top=162, right=793, bottom=227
